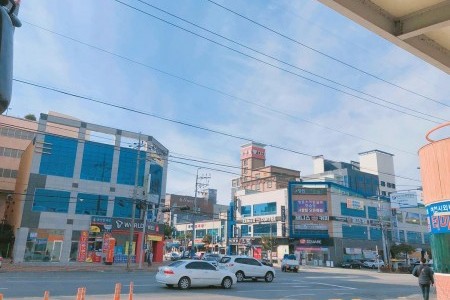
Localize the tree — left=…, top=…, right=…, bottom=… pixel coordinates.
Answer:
left=390, top=243, right=415, bottom=259
left=261, top=235, right=277, bottom=252
left=0, top=223, right=15, bottom=257
left=24, top=114, right=36, bottom=121
left=202, top=234, right=212, bottom=245
left=163, top=224, right=175, bottom=239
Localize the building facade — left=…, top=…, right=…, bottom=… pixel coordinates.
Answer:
left=231, top=182, right=430, bottom=266
left=6, top=113, right=168, bottom=264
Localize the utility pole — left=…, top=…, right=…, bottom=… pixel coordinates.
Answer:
left=127, top=132, right=141, bottom=271
left=378, top=192, right=388, bottom=266
left=190, top=168, right=210, bottom=258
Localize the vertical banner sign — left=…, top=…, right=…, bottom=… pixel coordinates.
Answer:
left=281, top=206, right=286, bottom=222
left=102, top=233, right=112, bottom=253
left=282, top=223, right=286, bottom=237
left=77, top=231, right=89, bottom=262
left=105, top=237, right=115, bottom=264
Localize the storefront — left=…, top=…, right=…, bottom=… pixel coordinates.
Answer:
left=293, top=238, right=333, bottom=266
left=76, top=216, right=165, bottom=264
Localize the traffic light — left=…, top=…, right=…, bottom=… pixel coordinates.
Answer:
left=0, top=0, right=21, bottom=114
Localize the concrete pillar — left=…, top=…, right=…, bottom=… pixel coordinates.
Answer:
left=418, top=122, right=450, bottom=300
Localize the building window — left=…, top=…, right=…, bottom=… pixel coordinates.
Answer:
left=255, top=183, right=260, bottom=190
left=0, top=168, right=18, bottom=178
left=267, top=181, right=272, bottom=188
left=0, top=147, right=23, bottom=158
left=381, top=191, right=387, bottom=196
left=392, top=183, right=396, bottom=189
left=80, top=141, right=114, bottom=182
left=117, top=147, right=145, bottom=186
left=32, top=189, right=70, bottom=213
left=342, top=225, right=367, bottom=239
left=243, top=159, right=248, bottom=166
left=255, top=173, right=260, bottom=179
left=39, top=135, right=78, bottom=178
left=195, top=229, right=206, bottom=239
left=241, top=205, right=251, bottom=217
left=368, top=207, right=378, bottom=219
left=253, top=202, right=276, bottom=216
left=241, top=225, right=250, bottom=237
left=406, top=231, right=422, bottom=244
left=113, top=197, right=141, bottom=218
left=387, top=182, right=392, bottom=188
left=380, top=181, right=386, bottom=186
left=340, top=202, right=365, bottom=218
left=370, top=227, right=382, bottom=240
left=0, top=127, right=35, bottom=140
left=253, top=223, right=276, bottom=236
left=76, top=193, right=108, bottom=216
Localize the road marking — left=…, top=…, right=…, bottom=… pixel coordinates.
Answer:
left=312, top=282, right=356, bottom=290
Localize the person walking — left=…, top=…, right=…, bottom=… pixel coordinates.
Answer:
left=412, top=258, right=434, bottom=300
left=147, top=250, right=153, bottom=267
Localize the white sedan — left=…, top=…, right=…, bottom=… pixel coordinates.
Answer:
left=156, top=260, right=237, bottom=290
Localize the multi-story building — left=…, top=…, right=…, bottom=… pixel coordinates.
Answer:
left=232, top=182, right=430, bottom=266
left=5, top=113, right=168, bottom=264
left=307, top=150, right=396, bottom=197
left=0, top=115, right=38, bottom=220
left=232, top=142, right=300, bottom=194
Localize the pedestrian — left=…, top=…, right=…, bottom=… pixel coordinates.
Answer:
left=412, top=257, right=434, bottom=300
left=147, top=250, right=153, bottom=267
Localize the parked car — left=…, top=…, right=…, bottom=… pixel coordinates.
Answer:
left=363, top=259, right=385, bottom=269
left=281, top=254, right=300, bottom=272
left=202, top=255, right=219, bottom=267
left=219, top=255, right=275, bottom=282
left=203, top=253, right=222, bottom=262
left=155, top=260, right=237, bottom=290
left=341, top=259, right=364, bottom=269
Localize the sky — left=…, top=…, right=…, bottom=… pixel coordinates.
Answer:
left=7, top=0, right=450, bottom=205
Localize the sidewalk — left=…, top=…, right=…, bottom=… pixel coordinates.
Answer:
left=0, top=259, right=165, bottom=273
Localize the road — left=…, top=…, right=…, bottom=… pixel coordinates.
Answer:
left=0, top=266, right=433, bottom=300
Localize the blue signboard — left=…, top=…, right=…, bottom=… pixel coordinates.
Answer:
left=426, top=200, right=450, bottom=234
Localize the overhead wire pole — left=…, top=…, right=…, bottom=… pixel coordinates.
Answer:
left=190, top=168, right=200, bottom=258
left=127, top=132, right=141, bottom=271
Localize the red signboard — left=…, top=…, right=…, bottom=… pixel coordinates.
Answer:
left=77, top=231, right=89, bottom=262
left=241, top=145, right=265, bottom=160
left=105, top=238, right=115, bottom=264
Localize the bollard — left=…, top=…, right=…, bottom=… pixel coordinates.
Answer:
left=0, top=293, right=3, bottom=300
left=113, top=283, right=121, bottom=300
left=43, top=290, right=49, bottom=300
left=81, top=287, right=86, bottom=300
left=128, top=282, right=133, bottom=300
left=76, top=288, right=82, bottom=300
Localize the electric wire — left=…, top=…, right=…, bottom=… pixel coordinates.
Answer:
left=112, top=0, right=445, bottom=124
left=20, top=20, right=417, bottom=156
left=206, top=0, right=450, bottom=108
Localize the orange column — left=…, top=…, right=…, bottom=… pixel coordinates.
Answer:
left=418, top=122, right=450, bottom=300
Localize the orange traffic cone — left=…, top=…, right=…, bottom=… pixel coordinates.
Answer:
left=128, top=282, right=133, bottom=300
left=0, top=293, right=3, bottom=300
left=114, top=283, right=121, bottom=300
left=43, top=290, right=50, bottom=300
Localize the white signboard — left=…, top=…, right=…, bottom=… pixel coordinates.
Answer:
left=346, top=198, right=364, bottom=210
left=390, top=191, right=419, bottom=208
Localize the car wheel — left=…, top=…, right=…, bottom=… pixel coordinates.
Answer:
left=222, top=277, right=233, bottom=289
left=252, top=278, right=258, bottom=281
left=265, top=272, right=274, bottom=282
left=235, top=271, right=245, bottom=282
left=178, top=277, right=191, bottom=290
left=166, top=284, right=173, bottom=288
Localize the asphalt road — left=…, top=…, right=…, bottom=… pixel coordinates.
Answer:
left=0, top=266, right=434, bottom=300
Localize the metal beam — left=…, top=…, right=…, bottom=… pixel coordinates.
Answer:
left=396, top=2, right=450, bottom=40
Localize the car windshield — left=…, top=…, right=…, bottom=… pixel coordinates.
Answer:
left=286, top=255, right=296, bottom=260
left=219, top=257, right=231, bottom=263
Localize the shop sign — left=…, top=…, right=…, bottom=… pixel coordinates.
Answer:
left=242, top=216, right=276, bottom=223
left=187, top=223, right=206, bottom=229
left=345, top=248, right=362, bottom=254
left=102, top=233, right=112, bottom=253
left=426, top=200, right=450, bottom=234
left=229, top=238, right=252, bottom=245
left=293, top=200, right=327, bottom=214
left=148, top=234, right=163, bottom=241
left=298, top=238, right=334, bottom=246
left=77, top=231, right=89, bottom=262
left=347, top=217, right=368, bottom=225
left=292, top=187, right=327, bottom=195
left=112, top=218, right=163, bottom=234
left=346, top=198, right=364, bottom=210
left=90, top=217, right=112, bottom=233
left=295, top=215, right=329, bottom=221
left=295, top=224, right=328, bottom=230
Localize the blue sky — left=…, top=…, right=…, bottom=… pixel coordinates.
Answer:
left=9, top=0, right=450, bottom=204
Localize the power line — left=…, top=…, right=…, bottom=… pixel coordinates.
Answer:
left=206, top=0, right=450, bottom=109
left=5, top=80, right=423, bottom=184
left=21, top=20, right=417, bottom=155
left=113, top=0, right=445, bottom=124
